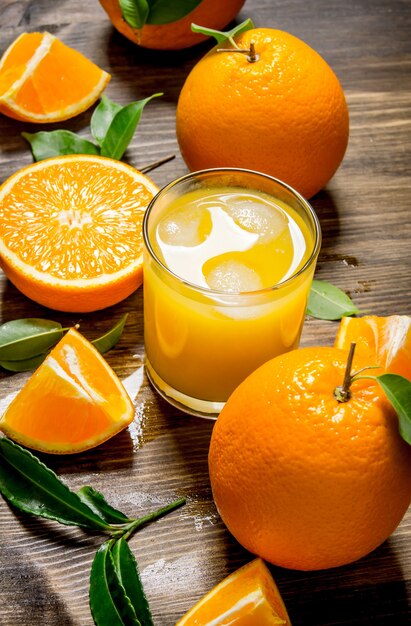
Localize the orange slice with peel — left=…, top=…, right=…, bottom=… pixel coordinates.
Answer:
left=0, top=155, right=159, bottom=312
left=334, top=314, right=411, bottom=379
left=0, top=32, right=110, bottom=123
left=175, top=558, right=291, bottom=625
left=0, top=328, right=134, bottom=454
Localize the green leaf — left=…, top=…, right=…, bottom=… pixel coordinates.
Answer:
left=0, top=438, right=111, bottom=530
left=147, top=0, right=202, bottom=25
left=100, top=94, right=162, bottom=160
left=90, top=541, right=141, bottom=626
left=120, top=0, right=202, bottom=28
left=377, top=374, right=411, bottom=445
left=22, top=130, right=99, bottom=162
left=191, top=18, right=254, bottom=44
left=92, top=314, right=129, bottom=354
left=91, top=96, right=123, bottom=147
left=307, top=280, right=361, bottom=321
left=112, top=539, right=154, bottom=626
left=0, top=318, right=64, bottom=361
left=0, top=352, right=48, bottom=372
left=119, top=0, right=149, bottom=29
left=78, top=486, right=131, bottom=525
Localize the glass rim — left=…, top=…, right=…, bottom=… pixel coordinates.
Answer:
left=142, top=167, right=322, bottom=297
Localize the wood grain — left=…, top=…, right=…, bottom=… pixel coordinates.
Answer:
left=0, top=0, right=410, bottom=624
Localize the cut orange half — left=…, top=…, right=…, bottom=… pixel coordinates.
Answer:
left=176, top=558, right=291, bottom=625
left=334, top=314, right=411, bottom=379
left=0, top=155, right=159, bottom=312
left=0, top=328, right=134, bottom=454
left=0, top=32, right=110, bottom=123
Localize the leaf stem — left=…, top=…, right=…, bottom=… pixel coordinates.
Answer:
left=112, top=497, right=186, bottom=541
left=350, top=364, right=381, bottom=382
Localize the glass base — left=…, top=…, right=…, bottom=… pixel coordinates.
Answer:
left=145, top=359, right=223, bottom=419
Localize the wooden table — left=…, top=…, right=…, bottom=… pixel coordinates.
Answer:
left=1, top=0, right=410, bottom=624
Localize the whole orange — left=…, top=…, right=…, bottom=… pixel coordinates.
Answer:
left=208, top=346, right=411, bottom=571
left=176, top=28, right=349, bottom=199
left=98, top=0, right=246, bottom=50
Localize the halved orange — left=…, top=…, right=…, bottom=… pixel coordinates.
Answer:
left=176, top=558, right=291, bottom=625
left=0, top=32, right=110, bottom=122
left=0, top=328, right=134, bottom=454
left=334, top=314, right=411, bottom=379
left=0, top=155, right=159, bottom=312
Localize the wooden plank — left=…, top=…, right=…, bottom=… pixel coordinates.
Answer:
left=0, top=0, right=410, bottom=624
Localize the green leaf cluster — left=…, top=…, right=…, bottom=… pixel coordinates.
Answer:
left=0, top=314, right=128, bottom=372
left=0, top=438, right=186, bottom=626
left=120, top=0, right=202, bottom=29
left=23, top=94, right=161, bottom=162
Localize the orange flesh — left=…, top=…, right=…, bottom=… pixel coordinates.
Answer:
left=0, top=32, right=110, bottom=121
left=12, top=38, right=108, bottom=114
left=335, top=315, right=411, bottom=379
left=0, top=159, right=153, bottom=280
left=3, top=360, right=114, bottom=445
left=0, top=329, right=134, bottom=452
left=0, top=33, right=44, bottom=73
left=176, top=559, right=291, bottom=625
left=0, top=33, right=43, bottom=96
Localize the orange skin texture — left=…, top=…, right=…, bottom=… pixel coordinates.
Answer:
left=208, top=346, right=411, bottom=571
left=176, top=28, right=349, bottom=199
left=98, top=0, right=246, bottom=50
left=0, top=255, right=143, bottom=313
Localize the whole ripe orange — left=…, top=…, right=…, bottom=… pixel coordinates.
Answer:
left=0, top=155, right=158, bottom=312
left=98, top=0, right=246, bottom=50
left=176, top=28, right=349, bottom=199
left=208, top=346, right=411, bottom=571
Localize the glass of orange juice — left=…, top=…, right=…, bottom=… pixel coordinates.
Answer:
left=143, top=168, right=321, bottom=418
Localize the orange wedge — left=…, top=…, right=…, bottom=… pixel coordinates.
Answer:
left=175, top=559, right=291, bottom=625
left=0, top=155, right=159, bottom=312
left=0, top=328, right=134, bottom=454
left=0, top=32, right=110, bottom=123
left=334, top=314, right=411, bottom=379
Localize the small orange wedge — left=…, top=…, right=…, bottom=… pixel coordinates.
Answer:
left=334, top=315, right=411, bottom=379
left=175, top=558, right=291, bottom=626
left=0, top=155, right=159, bottom=312
left=0, top=32, right=110, bottom=123
left=0, top=328, right=134, bottom=454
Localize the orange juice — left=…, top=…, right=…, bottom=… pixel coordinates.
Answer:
left=143, top=170, right=320, bottom=417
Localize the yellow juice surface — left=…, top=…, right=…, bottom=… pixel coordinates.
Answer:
left=144, top=187, right=316, bottom=402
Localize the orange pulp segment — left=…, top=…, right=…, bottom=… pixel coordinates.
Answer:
left=175, top=558, right=291, bottom=625
left=0, top=328, right=134, bottom=454
left=0, top=155, right=159, bottom=312
left=334, top=315, right=411, bottom=379
left=0, top=32, right=110, bottom=122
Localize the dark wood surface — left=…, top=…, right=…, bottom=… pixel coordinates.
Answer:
left=1, top=0, right=410, bottom=624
